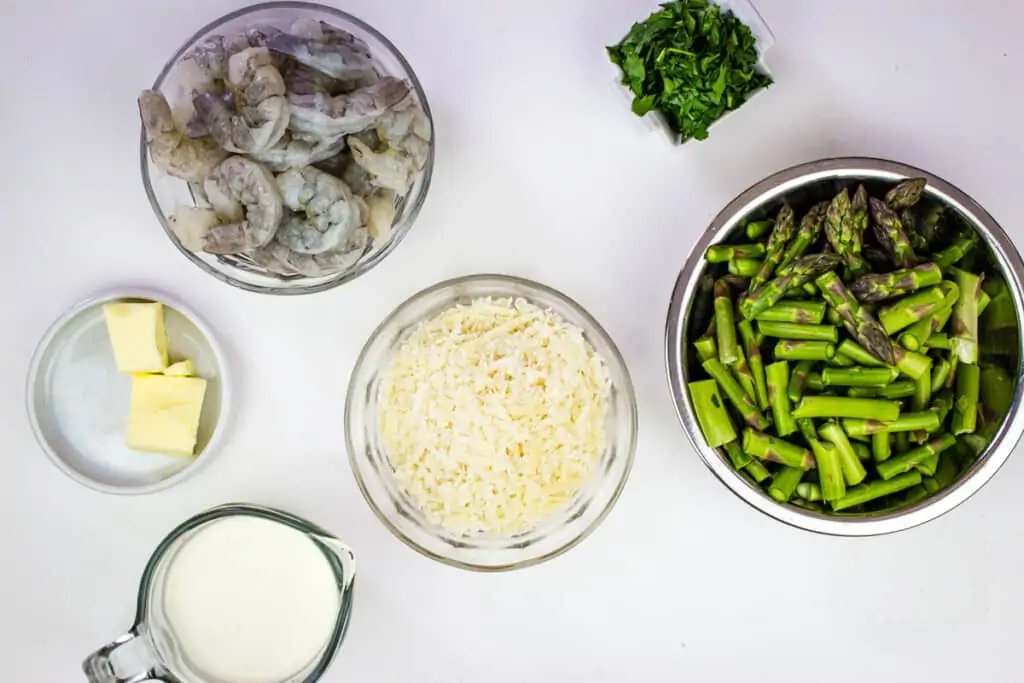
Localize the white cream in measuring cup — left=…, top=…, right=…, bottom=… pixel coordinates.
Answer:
left=83, top=504, right=356, bottom=683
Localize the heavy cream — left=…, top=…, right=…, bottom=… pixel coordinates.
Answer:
left=162, top=515, right=341, bottom=683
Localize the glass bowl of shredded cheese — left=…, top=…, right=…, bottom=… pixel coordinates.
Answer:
left=346, top=274, right=638, bottom=571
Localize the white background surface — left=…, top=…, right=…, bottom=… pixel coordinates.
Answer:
left=1, top=0, right=1021, bottom=681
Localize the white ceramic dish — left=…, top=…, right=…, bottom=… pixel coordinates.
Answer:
left=610, top=0, right=775, bottom=145
left=26, top=290, right=231, bottom=494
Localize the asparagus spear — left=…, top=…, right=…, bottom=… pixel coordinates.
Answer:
left=891, top=344, right=933, bottom=380
left=876, top=434, right=957, bottom=480
left=878, top=286, right=946, bottom=336
left=744, top=459, right=772, bottom=483
left=850, top=263, right=942, bottom=303
left=787, top=360, right=815, bottom=403
left=748, top=204, right=796, bottom=291
left=724, top=440, right=753, bottom=469
left=703, top=358, right=769, bottom=430
left=950, top=268, right=982, bottom=364
left=729, top=258, right=763, bottom=277
left=951, top=363, right=980, bottom=435
left=768, top=466, right=804, bottom=502
left=745, top=220, right=773, bottom=240
left=758, top=321, right=839, bottom=341
left=731, top=344, right=758, bottom=403
left=820, top=421, right=867, bottom=485
left=705, top=243, right=767, bottom=263
left=740, top=253, right=843, bottom=320
left=799, top=419, right=845, bottom=501
left=832, top=472, right=923, bottom=511
left=816, top=271, right=895, bottom=364
left=689, top=379, right=737, bottom=447
left=777, top=201, right=828, bottom=272
left=766, top=361, right=797, bottom=437
left=872, top=432, right=891, bottom=462
left=885, top=178, right=927, bottom=210
left=933, top=233, right=978, bottom=270
left=821, top=367, right=900, bottom=387
left=743, top=428, right=816, bottom=469
left=869, top=197, right=917, bottom=268
left=713, top=278, right=740, bottom=365
left=774, top=340, right=836, bottom=361
left=900, top=208, right=928, bottom=252
left=738, top=320, right=769, bottom=411
left=791, top=396, right=900, bottom=421
left=836, top=339, right=893, bottom=368
left=841, top=411, right=941, bottom=437
left=755, top=300, right=827, bottom=324
left=846, top=381, right=915, bottom=399
left=898, top=280, right=959, bottom=350
left=824, top=188, right=870, bottom=278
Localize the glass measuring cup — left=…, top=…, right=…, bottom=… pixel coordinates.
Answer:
left=83, top=503, right=356, bottom=683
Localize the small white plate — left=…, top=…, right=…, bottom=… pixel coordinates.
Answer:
left=26, top=289, right=231, bottom=494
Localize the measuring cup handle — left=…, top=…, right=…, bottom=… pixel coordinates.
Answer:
left=82, top=626, right=167, bottom=683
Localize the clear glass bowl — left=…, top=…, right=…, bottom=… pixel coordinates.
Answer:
left=141, top=1, right=434, bottom=295
left=345, top=275, right=638, bottom=571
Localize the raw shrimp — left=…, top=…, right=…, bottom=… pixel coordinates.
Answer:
left=182, top=156, right=283, bottom=253
left=266, top=30, right=375, bottom=81
left=364, top=189, right=398, bottom=241
left=253, top=132, right=347, bottom=171
left=139, top=90, right=227, bottom=181
left=282, top=60, right=348, bottom=96
left=287, top=77, right=409, bottom=139
left=374, top=96, right=432, bottom=169
left=193, top=47, right=289, bottom=154
left=181, top=34, right=251, bottom=81
left=251, top=228, right=369, bottom=277
left=275, top=167, right=367, bottom=254
left=348, top=136, right=417, bottom=196
left=289, top=18, right=371, bottom=57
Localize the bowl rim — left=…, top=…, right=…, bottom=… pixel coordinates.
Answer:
left=665, top=156, right=1024, bottom=535
left=25, top=287, right=233, bottom=495
left=140, top=0, right=435, bottom=295
left=345, top=273, right=639, bottom=571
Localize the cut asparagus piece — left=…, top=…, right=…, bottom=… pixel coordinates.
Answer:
left=745, top=220, right=773, bottom=240
left=755, top=300, right=827, bottom=324
left=787, top=360, right=815, bottom=403
left=872, top=432, right=892, bottom=462
left=846, top=381, right=916, bottom=399
left=758, top=321, right=838, bottom=341
left=774, top=340, right=836, bottom=361
left=878, top=286, right=946, bottom=336
left=950, top=267, right=982, bottom=364
left=713, top=278, right=740, bottom=365
left=816, top=271, right=895, bottom=365
left=689, top=379, right=737, bottom=447
left=876, top=434, right=957, bottom=480
left=821, top=367, right=900, bottom=387
left=740, top=253, right=843, bottom=321
left=768, top=466, right=804, bottom=502
left=951, top=363, right=980, bottom=435
left=728, top=258, right=763, bottom=277
left=723, top=440, right=753, bottom=469
left=850, top=263, right=942, bottom=303
left=869, top=197, right=917, bottom=268
left=742, top=428, right=816, bottom=469
left=738, top=320, right=769, bottom=411
left=766, top=361, right=797, bottom=437
left=705, top=243, right=767, bottom=263
left=841, top=411, right=941, bottom=438
left=832, top=472, right=923, bottom=511
left=748, top=204, right=796, bottom=292
left=792, top=396, right=900, bottom=421
left=820, top=421, right=867, bottom=486
left=703, top=358, right=769, bottom=430
left=799, top=419, right=845, bottom=501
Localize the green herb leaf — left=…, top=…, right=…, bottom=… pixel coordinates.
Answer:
left=608, top=0, right=772, bottom=143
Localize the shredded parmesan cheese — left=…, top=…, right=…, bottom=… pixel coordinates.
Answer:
left=377, top=297, right=611, bottom=536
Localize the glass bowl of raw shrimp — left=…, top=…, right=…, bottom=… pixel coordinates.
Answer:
left=140, top=1, right=434, bottom=294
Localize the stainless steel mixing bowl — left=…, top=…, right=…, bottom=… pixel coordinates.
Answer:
left=665, top=157, right=1024, bottom=535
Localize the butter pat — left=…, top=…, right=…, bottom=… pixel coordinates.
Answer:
left=103, top=302, right=169, bottom=373
left=127, top=374, right=207, bottom=457
left=164, top=359, right=195, bottom=376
